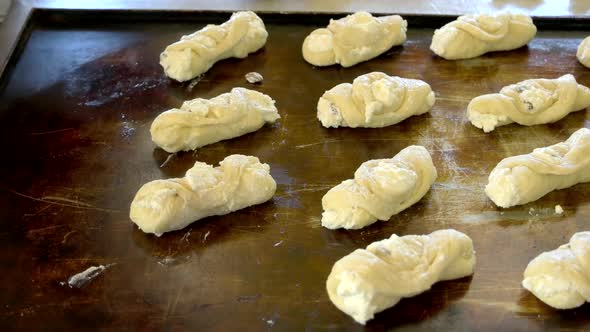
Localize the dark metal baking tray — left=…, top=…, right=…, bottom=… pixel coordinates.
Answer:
left=1, top=8, right=590, bottom=331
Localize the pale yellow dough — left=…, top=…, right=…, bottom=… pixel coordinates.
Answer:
left=327, top=229, right=476, bottom=325
left=577, top=36, right=590, bottom=68
left=160, top=11, right=268, bottom=82
left=302, top=12, right=407, bottom=67
left=150, top=88, right=280, bottom=153
left=130, top=155, right=276, bottom=236
left=485, top=128, right=590, bottom=208
left=317, top=72, right=435, bottom=128
left=430, top=12, right=536, bottom=60
left=321, top=146, right=437, bottom=230
left=523, top=232, right=590, bottom=309
left=468, top=74, right=590, bottom=132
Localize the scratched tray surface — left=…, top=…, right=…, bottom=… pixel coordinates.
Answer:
left=0, top=12, right=589, bottom=330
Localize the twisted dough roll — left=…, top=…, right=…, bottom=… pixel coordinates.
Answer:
left=321, top=146, right=437, bottom=230
left=523, top=232, right=590, bottom=309
left=151, top=88, right=280, bottom=153
left=302, top=12, right=407, bottom=67
left=486, top=128, right=590, bottom=208
left=317, top=72, right=435, bottom=128
left=430, top=13, right=536, bottom=60
left=468, top=74, right=590, bottom=133
left=577, top=36, right=590, bottom=68
left=130, top=155, right=276, bottom=235
left=327, top=229, right=475, bottom=325
left=160, top=11, right=268, bottom=82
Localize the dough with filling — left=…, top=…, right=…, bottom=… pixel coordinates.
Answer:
left=486, top=128, right=590, bottom=208
left=302, top=12, right=407, bottom=67
left=577, top=36, right=590, bottom=68
left=523, top=232, right=590, bottom=309
left=151, top=87, right=280, bottom=153
left=327, top=229, right=475, bottom=325
left=160, top=11, right=268, bottom=82
left=130, top=155, right=276, bottom=235
left=321, top=145, right=437, bottom=230
left=468, top=74, right=590, bottom=132
left=430, top=13, right=536, bottom=60
left=317, top=72, right=435, bottom=128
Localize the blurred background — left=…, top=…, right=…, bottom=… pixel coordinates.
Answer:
left=0, top=0, right=10, bottom=23
left=0, top=0, right=588, bottom=19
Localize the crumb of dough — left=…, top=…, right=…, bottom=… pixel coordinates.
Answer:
left=187, top=74, right=204, bottom=91
left=555, top=205, right=564, bottom=215
left=245, top=72, right=264, bottom=84
left=67, top=265, right=109, bottom=288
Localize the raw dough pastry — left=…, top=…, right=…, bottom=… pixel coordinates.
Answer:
left=317, top=72, right=435, bottom=128
left=327, top=229, right=476, bottom=325
left=130, top=155, right=276, bottom=235
left=302, top=12, right=407, bottom=67
left=577, top=36, right=590, bottom=68
left=151, top=87, right=280, bottom=153
left=468, top=74, right=590, bottom=132
left=485, top=128, right=590, bottom=208
left=430, top=13, right=536, bottom=60
left=160, top=11, right=268, bottom=82
left=523, top=232, right=590, bottom=309
left=321, top=145, right=437, bottom=230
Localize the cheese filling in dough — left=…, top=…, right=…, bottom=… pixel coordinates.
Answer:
left=486, top=128, right=590, bottom=208
left=302, top=12, right=407, bottom=67
left=151, top=87, right=280, bottom=153
left=430, top=13, right=536, bottom=60
left=160, top=11, right=268, bottom=82
left=523, top=232, right=590, bottom=309
left=327, top=229, right=476, bottom=325
left=577, top=36, right=590, bottom=69
left=468, top=74, right=590, bottom=132
left=321, top=145, right=437, bottom=230
left=317, top=72, right=435, bottom=128
left=130, top=155, right=276, bottom=235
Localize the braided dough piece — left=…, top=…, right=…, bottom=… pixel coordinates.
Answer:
left=317, top=72, right=435, bottom=128
left=468, top=74, right=590, bottom=133
left=130, top=155, right=276, bottom=235
left=485, top=128, right=590, bottom=208
left=523, top=232, right=590, bottom=309
left=160, top=11, right=268, bottom=82
left=577, top=36, right=590, bottom=68
left=302, top=12, right=407, bottom=67
left=327, top=229, right=476, bottom=325
left=151, top=88, right=280, bottom=153
left=321, top=145, right=437, bottom=230
left=430, top=13, right=536, bottom=60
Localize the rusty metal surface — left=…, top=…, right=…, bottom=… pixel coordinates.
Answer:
left=0, top=13, right=590, bottom=330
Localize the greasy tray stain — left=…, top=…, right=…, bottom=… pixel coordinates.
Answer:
left=0, top=18, right=589, bottom=331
